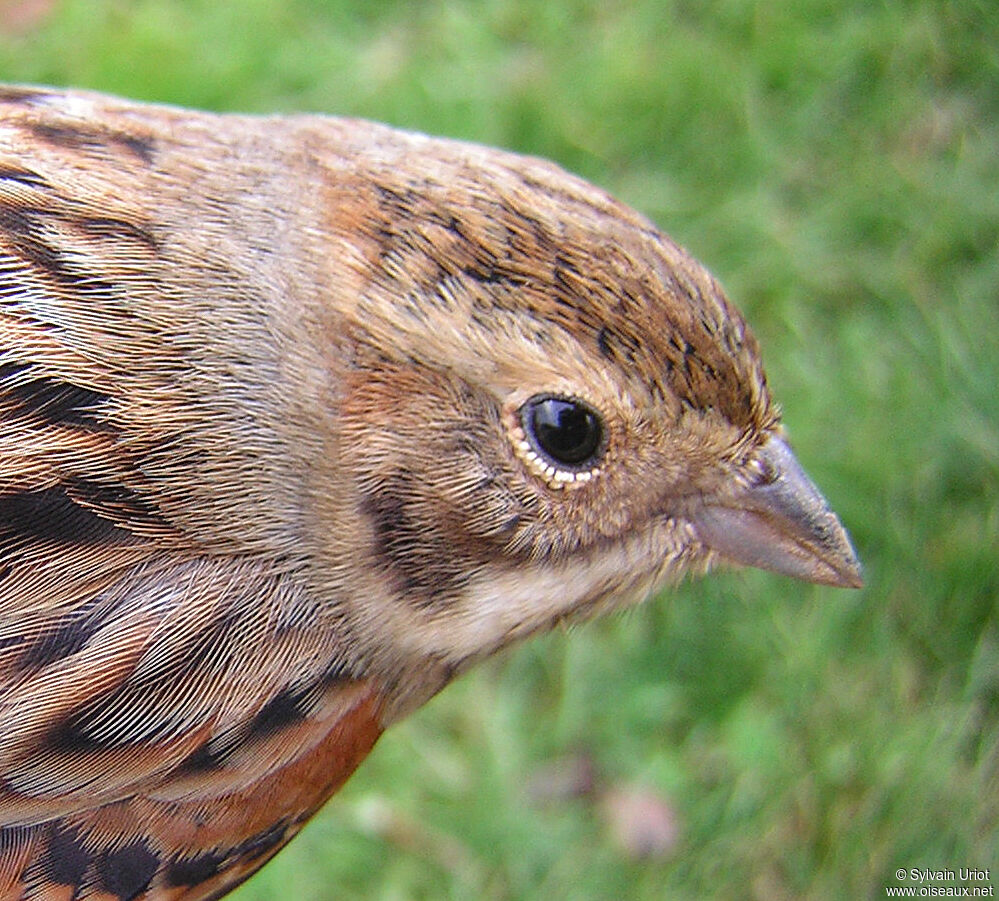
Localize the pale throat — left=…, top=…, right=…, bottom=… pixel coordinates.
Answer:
left=377, top=514, right=706, bottom=674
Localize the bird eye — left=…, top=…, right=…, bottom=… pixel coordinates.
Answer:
left=521, top=395, right=604, bottom=469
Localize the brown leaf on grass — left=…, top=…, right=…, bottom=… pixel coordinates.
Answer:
left=600, top=786, right=680, bottom=860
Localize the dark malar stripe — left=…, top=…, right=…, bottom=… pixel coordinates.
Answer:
left=360, top=476, right=469, bottom=607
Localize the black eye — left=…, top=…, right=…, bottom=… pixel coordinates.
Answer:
left=522, top=395, right=604, bottom=469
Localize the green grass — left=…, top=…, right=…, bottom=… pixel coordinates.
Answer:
left=2, top=1, right=996, bottom=898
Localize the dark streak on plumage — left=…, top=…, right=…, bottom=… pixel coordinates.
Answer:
left=77, top=215, right=158, bottom=248
left=0, top=360, right=109, bottom=427
left=27, top=121, right=156, bottom=165
left=320, top=657, right=353, bottom=688
left=461, top=260, right=524, bottom=289
left=0, top=165, right=48, bottom=188
left=116, top=133, right=157, bottom=165
left=47, top=618, right=251, bottom=755
left=247, top=687, right=312, bottom=739
left=167, top=665, right=355, bottom=773
left=165, top=849, right=227, bottom=887
left=247, top=661, right=356, bottom=738
left=231, top=822, right=288, bottom=862
left=97, top=840, right=159, bottom=901
left=172, top=826, right=293, bottom=900
left=0, top=477, right=168, bottom=551
left=176, top=740, right=229, bottom=775
left=18, top=597, right=110, bottom=669
left=596, top=325, right=614, bottom=360
left=47, top=714, right=106, bottom=755
left=360, top=480, right=469, bottom=608
left=44, top=822, right=90, bottom=886
left=0, top=487, right=131, bottom=548
left=0, top=204, right=67, bottom=281
left=67, top=479, right=170, bottom=532
left=372, top=183, right=417, bottom=218
left=0, top=87, right=52, bottom=105
left=169, top=608, right=243, bottom=677
left=0, top=202, right=153, bottom=295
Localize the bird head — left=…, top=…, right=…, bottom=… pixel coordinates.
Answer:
left=303, top=124, right=861, bottom=682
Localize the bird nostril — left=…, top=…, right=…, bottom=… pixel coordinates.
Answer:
left=745, top=453, right=779, bottom=487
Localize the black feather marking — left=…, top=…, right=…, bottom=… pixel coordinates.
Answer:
left=247, top=688, right=311, bottom=739
left=115, top=133, right=157, bottom=165
left=165, top=849, right=227, bottom=887
left=0, top=361, right=109, bottom=427
left=170, top=608, right=242, bottom=675
left=18, top=597, right=109, bottom=669
left=65, top=478, right=169, bottom=531
left=165, top=826, right=291, bottom=895
left=47, top=715, right=104, bottom=754
left=77, top=215, right=158, bottom=248
left=177, top=665, right=354, bottom=770
left=0, top=166, right=48, bottom=188
left=321, top=657, right=353, bottom=687
left=97, top=841, right=159, bottom=901
left=168, top=829, right=290, bottom=900
left=596, top=325, right=614, bottom=360
left=360, top=478, right=467, bottom=607
left=27, top=121, right=156, bottom=164
left=176, top=741, right=230, bottom=774
left=0, top=487, right=128, bottom=546
left=0, top=204, right=123, bottom=293
left=0, top=87, right=51, bottom=105
left=231, top=822, right=288, bottom=862
left=50, top=654, right=353, bottom=765
left=0, top=204, right=67, bottom=280
left=0, top=476, right=171, bottom=553
left=44, top=823, right=90, bottom=887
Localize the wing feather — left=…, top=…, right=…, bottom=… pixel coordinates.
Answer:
left=0, top=90, right=384, bottom=898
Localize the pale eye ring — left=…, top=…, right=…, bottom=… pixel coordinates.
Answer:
left=520, top=395, right=605, bottom=471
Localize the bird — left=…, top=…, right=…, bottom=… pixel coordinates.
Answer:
left=0, top=85, right=862, bottom=900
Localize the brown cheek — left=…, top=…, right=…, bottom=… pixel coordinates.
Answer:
left=339, top=363, right=521, bottom=611
left=358, top=472, right=471, bottom=609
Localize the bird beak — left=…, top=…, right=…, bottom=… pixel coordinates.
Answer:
left=692, top=435, right=863, bottom=588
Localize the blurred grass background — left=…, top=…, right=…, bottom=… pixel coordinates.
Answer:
left=1, top=0, right=995, bottom=898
